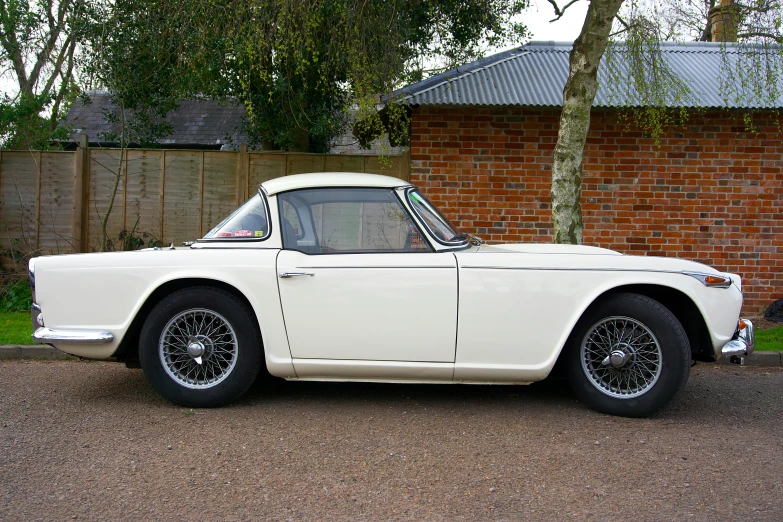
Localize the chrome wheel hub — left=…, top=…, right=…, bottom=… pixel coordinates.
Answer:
left=159, top=309, right=239, bottom=389
left=581, top=316, right=663, bottom=399
left=607, top=349, right=630, bottom=368
left=187, top=340, right=206, bottom=358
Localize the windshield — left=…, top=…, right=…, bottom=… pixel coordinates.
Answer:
left=407, top=189, right=464, bottom=244
left=203, top=193, right=270, bottom=239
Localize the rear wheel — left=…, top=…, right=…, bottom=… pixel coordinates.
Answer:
left=566, top=293, right=690, bottom=417
left=139, top=287, right=262, bottom=407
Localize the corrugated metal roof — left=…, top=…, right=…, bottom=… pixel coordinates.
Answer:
left=388, top=41, right=783, bottom=109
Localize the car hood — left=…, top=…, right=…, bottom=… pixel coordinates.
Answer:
left=465, top=242, right=734, bottom=282
left=478, top=243, right=622, bottom=256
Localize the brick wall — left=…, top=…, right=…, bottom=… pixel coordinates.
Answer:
left=410, top=106, right=783, bottom=313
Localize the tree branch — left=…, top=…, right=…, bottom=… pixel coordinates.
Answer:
left=49, top=37, right=77, bottom=129
left=41, top=34, right=74, bottom=96
left=737, top=31, right=783, bottom=43
left=27, top=1, right=68, bottom=93
left=546, top=0, right=582, bottom=22
left=0, top=0, right=30, bottom=91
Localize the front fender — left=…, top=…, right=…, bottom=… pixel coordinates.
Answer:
left=454, top=266, right=741, bottom=381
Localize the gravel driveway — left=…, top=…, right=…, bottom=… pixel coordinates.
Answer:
left=1, top=360, right=781, bottom=521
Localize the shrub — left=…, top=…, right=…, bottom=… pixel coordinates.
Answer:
left=1, top=276, right=32, bottom=312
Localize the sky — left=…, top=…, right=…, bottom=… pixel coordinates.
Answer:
left=522, top=0, right=589, bottom=44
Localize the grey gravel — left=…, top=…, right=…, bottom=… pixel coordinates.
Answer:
left=1, top=361, right=782, bottom=521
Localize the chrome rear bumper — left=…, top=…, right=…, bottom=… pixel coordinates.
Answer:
left=32, top=327, right=114, bottom=344
left=31, top=304, right=114, bottom=345
left=721, top=319, right=755, bottom=364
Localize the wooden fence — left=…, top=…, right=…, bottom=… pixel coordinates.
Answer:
left=0, top=141, right=409, bottom=257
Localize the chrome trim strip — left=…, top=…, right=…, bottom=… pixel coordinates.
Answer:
left=470, top=250, right=621, bottom=256
left=460, top=266, right=684, bottom=274
left=296, top=265, right=454, bottom=269
left=32, top=327, right=114, bottom=345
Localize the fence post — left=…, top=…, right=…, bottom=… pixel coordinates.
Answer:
left=122, top=151, right=128, bottom=233
left=235, top=144, right=248, bottom=205
left=245, top=146, right=251, bottom=199
left=198, top=151, right=205, bottom=237
left=71, top=135, right=89, bottom=252
left=159, top=150, right=166, bottom=243
left=34, top=151, right=42, bottom=250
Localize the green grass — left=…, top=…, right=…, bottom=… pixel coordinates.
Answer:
left=755, top=326, right=783, bottom=352
left=0, top=312, right=33, bottom=345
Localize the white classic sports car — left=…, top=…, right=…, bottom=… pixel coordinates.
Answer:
left=30, top=173, right=754, bottom=417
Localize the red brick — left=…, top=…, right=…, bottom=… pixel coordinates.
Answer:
left=410, top=106, right=783, bottom=313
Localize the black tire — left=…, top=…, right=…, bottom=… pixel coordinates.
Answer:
left=139, top=287, right=263, bottom=407
left=565, top=293, right=690, bottom=417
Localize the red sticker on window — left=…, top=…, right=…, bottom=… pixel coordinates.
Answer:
left=234, top=230, right=253, bottom=237
left=217, top=232, right=233, bottom=237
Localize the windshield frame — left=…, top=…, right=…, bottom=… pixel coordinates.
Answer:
left=404, top=187, right=469, bottom=248
left=198, top=188, right=273, bottom=243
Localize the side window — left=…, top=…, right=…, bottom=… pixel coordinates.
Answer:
left=281, top=199, right=304, bottom=239
left=202, top=194, right=270, bottom=239
left=278, top=188, right=431, bottom=253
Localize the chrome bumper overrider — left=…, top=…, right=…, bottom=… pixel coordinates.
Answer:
left=31, top=304, right=114, bottom=345
left=721, top=319, right=755, bottom=363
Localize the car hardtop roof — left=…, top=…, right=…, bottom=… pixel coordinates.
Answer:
left=260, top=172, right=412, bottom=196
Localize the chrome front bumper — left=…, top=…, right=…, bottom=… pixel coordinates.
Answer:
left=721, top=319, right=755, bottom=363
left=31, top=304, right=114, bottom=345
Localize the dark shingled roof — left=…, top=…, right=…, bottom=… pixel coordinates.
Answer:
left=63, top=91, right=399, bottom=154
left=63, top=91, right=250, bottom=149
left=388, top=41, right=783, bottom=109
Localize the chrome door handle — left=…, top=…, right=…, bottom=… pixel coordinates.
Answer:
left=279, top=271, right=314, bottom=278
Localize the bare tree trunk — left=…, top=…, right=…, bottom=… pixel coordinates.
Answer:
left=551, top=0, right=625, bottom=244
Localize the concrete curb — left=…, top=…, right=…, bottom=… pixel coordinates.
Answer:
left=0, top=345, right=76, bottom=360
left=0, top=345, right=781, bottom=366
left=714, top=351, right=783, bottom=367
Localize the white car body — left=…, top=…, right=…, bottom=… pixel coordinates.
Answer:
left=30, top=173, right=754, bottom=414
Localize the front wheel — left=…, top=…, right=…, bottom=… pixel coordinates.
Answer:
left=565, top=293, right=691, bottom=417
left=139, top=287, right=263, bottom=407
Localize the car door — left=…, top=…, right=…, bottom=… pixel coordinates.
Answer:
left=275, top=187, right=458, bottom=363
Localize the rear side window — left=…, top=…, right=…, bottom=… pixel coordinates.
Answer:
left=278, top=188, right=431, bottom=253
left=203, top=194, right=270, bottom=239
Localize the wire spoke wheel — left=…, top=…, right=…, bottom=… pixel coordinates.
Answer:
left=159, top=308, right=239, bottom=389
left=580, top=316, right=663, bottom=399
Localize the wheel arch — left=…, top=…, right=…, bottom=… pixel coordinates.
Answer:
left=603, top=284, right=713, bottom=361
left=114, top=278, right=262, bottom=365
left=553, top=283, right=714, bottom=373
